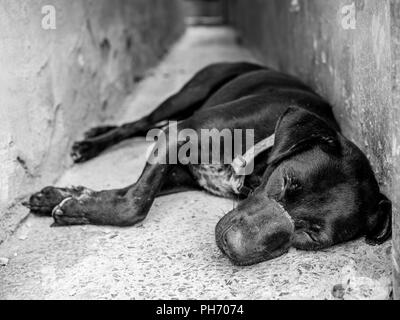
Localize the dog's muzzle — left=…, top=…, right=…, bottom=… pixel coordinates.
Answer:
left=216, top=196, right=294, bottom=266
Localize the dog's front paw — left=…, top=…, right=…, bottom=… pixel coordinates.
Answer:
left=26, top=187, right=72, bottom=216
left=52, top=197, right=91, bottom=226
left=84, top=125, right=118, bottom=139
left=71, top=139, right=108, bottom=163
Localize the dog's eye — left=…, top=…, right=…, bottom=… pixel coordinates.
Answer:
left=283, top=174, right=301, bottom=191
left=283, top=174, right=302, bottom=198
left=289, top=180, right=301, bottom=191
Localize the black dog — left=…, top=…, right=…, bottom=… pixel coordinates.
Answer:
left=27, top=62, right=391, bottom=266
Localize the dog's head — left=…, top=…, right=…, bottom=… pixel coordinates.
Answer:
left=216, top=107, right=391, bottom=266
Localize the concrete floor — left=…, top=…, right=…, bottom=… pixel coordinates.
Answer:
left=0, top=27, right=393, bottom=300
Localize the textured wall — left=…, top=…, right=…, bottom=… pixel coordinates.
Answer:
left=390, top=0, right=400, bottom=300
left=229, top=0, right=398, bottom=298
left=0, top=0, right=184, bottom=242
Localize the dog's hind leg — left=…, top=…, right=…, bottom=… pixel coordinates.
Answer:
left=71, top=62, right=264, bottom=163
left=83, top=125, right=119, bottom=139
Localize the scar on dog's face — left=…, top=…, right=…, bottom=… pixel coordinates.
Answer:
left=216, top=108, right=392, bottom=266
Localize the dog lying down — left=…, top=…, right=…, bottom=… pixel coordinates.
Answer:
left=26, top=62, right=392, bottom=266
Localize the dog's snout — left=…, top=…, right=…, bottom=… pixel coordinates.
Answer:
left=216, top=198, right=295, bottom=266
left=223, top=228, right=248, bottom=260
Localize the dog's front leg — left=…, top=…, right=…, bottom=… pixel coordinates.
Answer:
left=51, top=163, right=170, bottom=227
left=51, top=125, right=181, bottom=227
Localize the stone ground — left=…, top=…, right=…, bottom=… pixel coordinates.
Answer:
left=0, top=26, right=393, bottom=300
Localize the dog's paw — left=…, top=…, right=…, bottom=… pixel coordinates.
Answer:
left=26, top=187, right=73, bottom=216
left=71, top=139, right=108, bottom=163
left=84, top=125, right=118, bottom=139
left=52, top=197, right=91, bottom=226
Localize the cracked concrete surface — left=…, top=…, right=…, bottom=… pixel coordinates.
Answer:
left=0, top=27, right=393, bottom=300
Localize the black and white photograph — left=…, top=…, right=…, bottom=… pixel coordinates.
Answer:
left=0, top=0, right=399, bottom=304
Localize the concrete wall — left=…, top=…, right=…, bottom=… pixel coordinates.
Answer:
left=0, top=0, right=184, bottom=243
left=390, top=0, right=400, bottom=300
left=229, top=0, right=398, bottom=298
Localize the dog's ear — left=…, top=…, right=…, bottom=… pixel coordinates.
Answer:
left=268, top=107, right=341, bottom=166
left=366, top=193, right=392, bottom=245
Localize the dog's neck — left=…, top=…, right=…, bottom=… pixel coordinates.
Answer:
left=231, top=134, right=276, bottom=176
